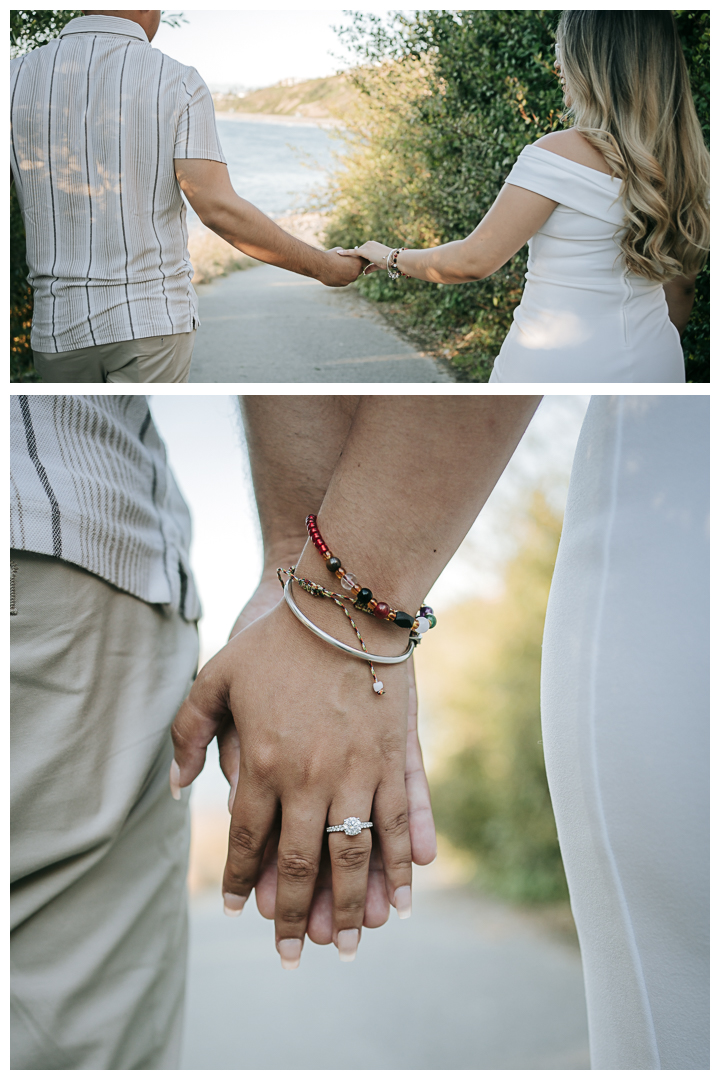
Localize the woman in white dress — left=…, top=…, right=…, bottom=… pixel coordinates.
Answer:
left=342, top=12, right=709, bottom=383
left=542, top=396, right=709, bottom=1068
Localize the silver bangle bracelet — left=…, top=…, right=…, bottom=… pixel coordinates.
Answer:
left=283, top=578, right=416, bottom=664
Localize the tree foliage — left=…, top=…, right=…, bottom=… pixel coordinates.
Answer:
left=418, top=492, right=567, bottom=903
left=673, top=10, right=710, bottom=383
left=326, top=9, right=710, bottom=382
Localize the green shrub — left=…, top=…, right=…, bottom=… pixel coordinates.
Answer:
left=674, top=10, right=710, bottom=383
left=327, top=9, right=710, bottom=382
left=10, top=184, right=37, bottom=382
left=418, top=492, right=568, bottom=903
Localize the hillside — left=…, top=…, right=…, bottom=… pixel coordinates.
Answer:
left=212, top=73, right=360, bottom=121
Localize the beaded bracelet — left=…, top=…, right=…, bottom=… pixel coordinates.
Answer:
left=305, top=515, right=437, bottom=637
left=386, top=247, right=410, bottom=281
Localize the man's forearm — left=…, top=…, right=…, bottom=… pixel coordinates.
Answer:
left=240, top=396, right=360, bottom=575
left=206, top=194, right=328, bottom=280
left=293, top=395, right=542, bottom=654
left=175, top=159, right=360, bottom=286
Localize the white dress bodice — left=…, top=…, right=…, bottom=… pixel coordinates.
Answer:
left=489, top=146, right=684, bottom=383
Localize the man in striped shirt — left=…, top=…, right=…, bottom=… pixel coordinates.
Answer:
left=10, top=11, right=363, bottom=382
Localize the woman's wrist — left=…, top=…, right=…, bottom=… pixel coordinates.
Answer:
left=292, top=530, right=427, bottom=657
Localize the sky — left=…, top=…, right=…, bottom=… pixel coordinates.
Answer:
left=152, top=9, right=386, bottom=91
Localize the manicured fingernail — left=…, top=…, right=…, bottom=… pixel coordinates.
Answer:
left=277, top=939, right=302, bottom=970
left=337, top=928, right=359, bottom=962
left=227, top=780, right=238, bottom=813
left=394, top=885, right=412, bottom=920
left=169, top=759, right=181, bottom=800
left=223, top=893, right=246, bottom=917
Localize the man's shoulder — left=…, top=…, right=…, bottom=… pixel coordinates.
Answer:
left=150, top=48, right=207, bottom=88
left=11, top=39, right=57, bottom=71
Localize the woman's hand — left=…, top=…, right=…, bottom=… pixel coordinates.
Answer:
left=171, top=597, right=416, bottom=967
left=338, top=241, right=393, bottom=274
left=249, top=650, right=436, bottom=943
left=219, top=572, right=436, bottom=866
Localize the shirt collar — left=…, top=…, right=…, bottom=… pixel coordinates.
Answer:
left=59, top=15, right=149, bottom=43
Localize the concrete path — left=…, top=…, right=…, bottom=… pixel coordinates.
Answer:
left=180, top=872, right=590, bottom=1070
left=189, top=263, right=454, bottom=383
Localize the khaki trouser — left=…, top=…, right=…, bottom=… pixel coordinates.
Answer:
left=33, top=330, right=196, bottom=384
left=10, top=550, right=199, bottom=1069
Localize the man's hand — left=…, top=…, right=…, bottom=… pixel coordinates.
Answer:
left=171, top=599, right=417, bottom=967
left=318, top=248, right=364, bottom=288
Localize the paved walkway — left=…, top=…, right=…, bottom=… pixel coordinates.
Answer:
left=189, top=263, right=454, bottom=383
left=180, top=870, right=590, bottom=1070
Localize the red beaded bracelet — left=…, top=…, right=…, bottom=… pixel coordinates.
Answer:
left=305, top=515, right=436, bottom=636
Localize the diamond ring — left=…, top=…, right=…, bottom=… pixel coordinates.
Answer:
left=326, top=816, right=373, bottom=836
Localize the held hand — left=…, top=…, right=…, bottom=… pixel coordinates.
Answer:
left=338, top=241, right=394, bottom=274
left=319, top=249, right=365, bottom=287
left=171, top=599, right=415, bottom=967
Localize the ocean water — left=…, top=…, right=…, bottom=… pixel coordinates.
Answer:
left=186, top=116, right=342, bottom=225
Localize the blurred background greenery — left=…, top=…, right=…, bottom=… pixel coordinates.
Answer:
left=417, top=490, right=567, bottom=903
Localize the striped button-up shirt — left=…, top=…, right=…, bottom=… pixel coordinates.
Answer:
left=10, top=15, right=226, bottom=353
left=10, top=395, right=201, bottom=621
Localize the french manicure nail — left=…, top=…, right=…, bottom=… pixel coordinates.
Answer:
left=277, top=938, right=302, bottom=970
left=223, top=893, right=246, bottom=917
left=394, top=885, right=412, bottom=920
left=337, top=928, right=359, bottom=962
left=169, top=759, right=181, bottom=801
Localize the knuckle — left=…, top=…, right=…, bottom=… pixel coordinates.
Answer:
left=277, top=906, right=309, bottom=927
left=386, top=852, right=413, bottom=874
left=335, top=894, right=366, bottom=918
left=334, top=843, right=370, bottom=872
left=245, top=747, right=278, bottom=792
left=170, top=717, right=192, bottom=753
left=380, top=810, right=410, bottom=838
left=379, top=729, right=405, bottom=759
left=277, top=852, right=319, bottom=883
left=228, top=823, right=264, bottom=860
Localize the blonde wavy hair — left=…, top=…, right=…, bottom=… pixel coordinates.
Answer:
left=556, top=11, right=709, bottom=281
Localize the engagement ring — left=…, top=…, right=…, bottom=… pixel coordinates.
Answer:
left=326, top=816, right=373, bottom=836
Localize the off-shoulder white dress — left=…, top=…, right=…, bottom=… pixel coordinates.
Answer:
left=489, top=145, right=685, bottom=383
left=541, top=396, right=709, bottom=1068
